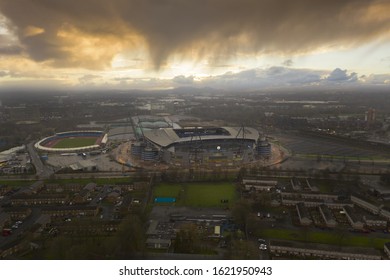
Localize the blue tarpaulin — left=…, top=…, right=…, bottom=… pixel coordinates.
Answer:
left=154, top=197, right=176, bottom=203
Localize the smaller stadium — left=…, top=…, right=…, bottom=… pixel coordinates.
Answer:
left=35, top=131, right=108, bottom=153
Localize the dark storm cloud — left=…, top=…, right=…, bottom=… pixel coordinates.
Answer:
left=0, top=0, right=390, bottom=69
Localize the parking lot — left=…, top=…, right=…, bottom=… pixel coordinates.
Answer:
left=275, top=132, right=389, bottom=158
left=46, top=151, right=126, bottom=172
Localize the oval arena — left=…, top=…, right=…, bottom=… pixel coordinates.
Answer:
left=35, top=131, right=108, bottom=153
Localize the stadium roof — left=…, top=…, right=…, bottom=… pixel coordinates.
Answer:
left=143, top=127, right=259, bottom=148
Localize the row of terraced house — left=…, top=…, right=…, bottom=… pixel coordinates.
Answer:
left=281, top=191, right=389, bottom=230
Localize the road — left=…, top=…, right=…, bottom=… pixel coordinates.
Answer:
left=0, top=208, right=42, bottom=249
left=26, top=142, right=54, bottom=179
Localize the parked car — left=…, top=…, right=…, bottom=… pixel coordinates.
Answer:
left=259, top=244, right=267, bottom=250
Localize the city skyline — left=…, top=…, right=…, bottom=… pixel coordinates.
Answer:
left=1, top=0, right=390, bottom=91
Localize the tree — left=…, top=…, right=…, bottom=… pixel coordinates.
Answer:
left=105, top=215, right=146, bottom=259
left=237, top=167, right=247, bottom=181
left=228, top=240, right=258, bottom=259
left=174, top=223, right=202, bottom=254
left=232, top=199, right=251, bottom=238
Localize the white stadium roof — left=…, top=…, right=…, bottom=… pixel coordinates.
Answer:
left=143, top=127, right=259, bottom=148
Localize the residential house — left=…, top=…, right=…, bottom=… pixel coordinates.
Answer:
left=384, top=243, right=390, bottom=259
left=296, top=202, right=312, bottom=226
left=319, top=204, right=337, bottom=228
left=10, top=194, right=69, bottom=206
left=269, top=239, right=382, bottom=260
left=344, top=206, right=364, bottom=230
left=0, top=212, right=11, bottom=230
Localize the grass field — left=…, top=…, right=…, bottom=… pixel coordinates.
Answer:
left=44, top=177, right=133, bottom=185
left=53, top=137, right=98, bottom=148
left=0, top=179, right=36, bottom=187
left=257, top=228, right=390, bottom=250
left=153, top=181, right=237, bottom=208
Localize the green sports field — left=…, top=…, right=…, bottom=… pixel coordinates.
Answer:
left=53, top=137, right=98, bottom=148
left=153, top=181, right=237, bottom=208
left=257, top=228, right=390, bottom=250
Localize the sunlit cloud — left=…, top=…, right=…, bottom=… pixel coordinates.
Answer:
left=23, top=25, right=45, bottom=37
left=0, top=1, right=389, bottom=90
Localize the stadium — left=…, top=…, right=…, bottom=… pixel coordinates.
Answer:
left=35, top=131, right=108, bottom=153
left=132, top=126, right=271, bottom=167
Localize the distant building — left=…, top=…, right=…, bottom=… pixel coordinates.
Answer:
left=242, top=178, right=277, bottom=192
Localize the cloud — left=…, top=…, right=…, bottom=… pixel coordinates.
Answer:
left=362, top=74, right=390, bottom=85
left=0, top=70, right=9, bottom=77
left=0, top=23, right=23, bottom=55
left=195, top=67, right=326, bottom=90
left=78, top=74, right=102, bottom=84
left=0, top=0, right=390, bottom=69
left=0, top=44, right=23, bottom=55
left=23, top=25, right=45, bottom=37
left=282, top=59, right=293, bottom=67
left=172, top=75, right=195, bottom=85
left=326, top=68, right=358, bottom=82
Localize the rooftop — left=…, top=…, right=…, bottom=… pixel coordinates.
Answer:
left=143, top=127, right=259, bottom=148
left=270, top=239, right=382, bottom=258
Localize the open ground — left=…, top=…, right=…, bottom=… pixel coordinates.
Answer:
left=275, top=132, right=390, bottom=159
left=153, top=181, right=238, bottom=208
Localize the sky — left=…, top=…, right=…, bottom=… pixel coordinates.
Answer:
left=0, top=0, right=390, bottom=91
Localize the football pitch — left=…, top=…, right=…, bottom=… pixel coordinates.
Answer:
left=53, top=137, right=98, bottom=148
left=153, top=181, right=237, bottom=208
